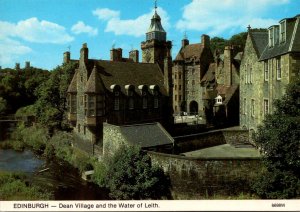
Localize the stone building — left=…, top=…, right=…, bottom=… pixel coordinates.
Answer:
left=66, top=8, right=173, bottom=149
left=240, top=14, right=300, bottom=132
left=172, top=35, right=214, bottom=116
left=201, top=46, right=242, bottom=126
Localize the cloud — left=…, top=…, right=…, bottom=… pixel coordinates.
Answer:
left=71, top=21, right=98, bottom=36
left=93, top=7, right=170, bottom=37
left=0, top=17, right=74, bottom=44
left=0, top=38, right=32, bottom=65
left=176, top=0, right=289, bottom=36
left=93, top=8, right=120, bottom=21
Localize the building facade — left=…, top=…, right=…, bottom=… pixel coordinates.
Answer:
left=201, top=46, right=242, bottom=126
left=240, top=14, right=300, bottom=132
left=66, top=9, right=173, bottom=147
left=172, top=35, right=214, bottom=116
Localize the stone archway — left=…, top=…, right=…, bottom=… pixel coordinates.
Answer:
left=189, top=101, right=198, bottom=115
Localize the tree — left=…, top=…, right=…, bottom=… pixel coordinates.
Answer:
left=253, top=78, right=300, bottom=198
left=105, top=145, right=171, bottom=200
left=0, top=97, right=7, bottom=115
left=34, top=62, right=77, bottom=131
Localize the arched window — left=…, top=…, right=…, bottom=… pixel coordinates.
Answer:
left=110, top=85, right=121, bottom=111
left=125, top=85, right=135, bottom=110
left=150, top=85, right=160, bottom=109
left=138, top=85, right=148, bottom=109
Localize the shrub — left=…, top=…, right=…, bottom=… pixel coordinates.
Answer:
left=104, top=145, right=171, bottom=200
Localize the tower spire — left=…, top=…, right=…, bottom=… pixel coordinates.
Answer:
left=154, top=0, right=157, bottom=11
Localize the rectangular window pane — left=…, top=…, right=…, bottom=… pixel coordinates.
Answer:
left=264, top=61, right=269, bottom=81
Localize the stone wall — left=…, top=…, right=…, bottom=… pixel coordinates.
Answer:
left=174, top=128, right=249, bottom=153
left=148, top=151, right=262, bottom=199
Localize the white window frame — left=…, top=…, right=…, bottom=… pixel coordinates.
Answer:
left=269, top=27, right=274, bottom=47
left=264, top=61, right=269, bottom=81
left=276, top=57, right=281, bottom=80
left=280, top=20, right=286, bottom=43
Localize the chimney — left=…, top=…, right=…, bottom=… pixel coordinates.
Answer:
left=15, top=63, right=20, bottom=70
left=80, top=43, right=89, bottom=63
left=25, top=61, right=30, bottom=69
left=182, top=38, right=189, bottom=48
left=110, top=48, right=122, bottom=61
left=224, top=46, right=232, bottom=86
left=129, top=50, right=139, bottom=63
left=201, top=34, right=210, bottom=48
left=63, top=51, right=70, bottom=63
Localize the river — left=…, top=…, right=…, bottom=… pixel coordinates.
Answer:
left=0, top=149, right=110, bottom=200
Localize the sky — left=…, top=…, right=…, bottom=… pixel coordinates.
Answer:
left=0, top=0, right=299, bottom=70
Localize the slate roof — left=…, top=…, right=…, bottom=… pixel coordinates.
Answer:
left=259, top=15, right=300, bottom=60
left=67, top=70, right=77, bottom=93
left=249, top=30, right=268, bottom=57
left=85, top=66, right=106, bottom=94
left=216, top=84, right=239, bottom=105
left=201, top=63, right=216, bottom=83
left=118, top=122, right=174, bottom=148
left=174, top=43, right=204, bottom=61
left=68, top=59, right=168, bottom=95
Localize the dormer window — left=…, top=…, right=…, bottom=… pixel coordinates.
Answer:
left=269, top=27, right=274, bottom=47
left=215, top=95, right=223, bottom=105
left=280, top=20, right=286, bottom=43
left=274, top=25, right=279, bottom=45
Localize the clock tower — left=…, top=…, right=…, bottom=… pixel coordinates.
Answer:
left=141, top=4, right=172, bottom=72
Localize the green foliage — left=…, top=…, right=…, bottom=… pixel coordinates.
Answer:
left=105, top=145, right=171, bottom=200
left=12, top=124, right=49, bottom=154
left=210, top=32, right=247, bottom=53
left=0, top=67, right=49, bottom=113
left=253, top=78, right=300, bottom=198
left=0, top=171, right=51, bottom=200
left=0, top=97, right=7, bottom=115
left=92, top=160, right=108, bottom=187
left=34, top=62, right=76, bottom=130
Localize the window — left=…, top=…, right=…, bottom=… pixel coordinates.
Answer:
left=114, top=92, right=120, bottom=111
left=175, top=95, right=177, bottom=101
left=96, top=95, right=105, bottom=116
left=280, top=20, right=286, bottom=43
left=142, top=97, right=147, bottom=109
left=78, top=124, right=80, bottom=133
left=274, top=26, right=279, bottom=45
left=179, top=85, right=182, bottom=90
left=251, top=99, right=255, bottom=117
left=175, top=74, right=177, bottom=79
left=179, top=95, right=182, bottom=101
left=83, top=126, right=86, bottom=135
left=264, top=61, right=269, bottom=81
left=154, top=97, right=159, bottom=108
left=264, top=99, right=269, bottom=116
left=174, top=85, right=177, bottom=90
left=276, top=57, right=281, bottom=80
left=179, top=74, right=181, bottom=79
left=269, top=27, right=274, bottom=47
left=249, top=67, right=253, bottom=84
left=243, top=98, right=247, bottom=115
left=129, top=98, right=134, bottom=110
left=245, top=64, right=248, bottom=84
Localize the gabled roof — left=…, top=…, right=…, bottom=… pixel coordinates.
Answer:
left=174, top=43, right=204, bottom=61
left=67, top=70, right=77, bottom=93
left=259, top=16, right=300, bottom=60
left=216, top=84, right=239, bottom=105
left=109, top=122, right=174, bottom=148
left=201, top=63, right=216, bottom=83
left=85, top=66, right=106, bottom=94
left=249, top=30, right=268, bottom=57
left=85, top=60, right=167, bottom=95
